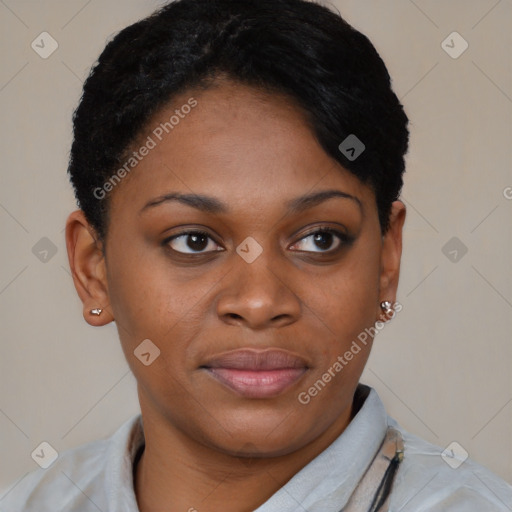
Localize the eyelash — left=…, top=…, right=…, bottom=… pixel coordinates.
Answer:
left=163, top=226, right=353, bottom=256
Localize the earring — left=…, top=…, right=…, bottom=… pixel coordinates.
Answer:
left=90, top=308, right=103, bottom=316
left=380, top=301, right=394, bottom=319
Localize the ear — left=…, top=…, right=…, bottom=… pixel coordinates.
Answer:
left=377, top=200, right=406, bottom=321
left=65, top=210, right=114, bottom=326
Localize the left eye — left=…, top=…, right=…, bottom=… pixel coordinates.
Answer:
left=166, top=231, right=223, bottom=254
left=291, top=229, right=346, bottom=253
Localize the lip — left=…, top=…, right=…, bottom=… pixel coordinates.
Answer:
left=201, top=349, right=309, bottom=399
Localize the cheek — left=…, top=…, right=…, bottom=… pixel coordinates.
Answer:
left=105, top=238, right=224, bottom=366
left=301, top=242, right=381, bottom=349
left=104, top=235, right=179, bottom=347
left=292, top=246, right=381, bottom=427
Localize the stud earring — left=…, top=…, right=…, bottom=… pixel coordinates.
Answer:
left=380, top=301, right=394, bottom=319
left=90, top=308, right=103, bottom=316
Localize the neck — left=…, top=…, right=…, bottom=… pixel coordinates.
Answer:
left=134, top=403, right=355, bottom=512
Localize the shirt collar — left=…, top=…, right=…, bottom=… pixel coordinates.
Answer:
left=103, top=383, right=387, bottom=512
left=105, top=413, right=145, bottom=512
left=254, top=384, right=388, bottom=511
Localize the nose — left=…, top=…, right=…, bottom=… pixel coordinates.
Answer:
left=216, top=250, right=302, bottom=330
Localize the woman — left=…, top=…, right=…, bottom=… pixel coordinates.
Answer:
left=4, top=0, right=512, bottom=510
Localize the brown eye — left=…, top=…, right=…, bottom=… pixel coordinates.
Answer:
left=291, top=228, right=350, bottom=253
left=165, top=231, right=223, bottom=254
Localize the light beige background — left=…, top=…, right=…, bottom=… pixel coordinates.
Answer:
left=1, top=0, right=511, bottom=498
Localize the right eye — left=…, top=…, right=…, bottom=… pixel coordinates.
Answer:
left=164, top=230, right=224, bottom=255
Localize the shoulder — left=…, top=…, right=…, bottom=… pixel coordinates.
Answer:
left=1, top=437, right=111, bottom=512
left=0, top=415, right=143, bottom=512
left=388, top=417, right=512, bottom=511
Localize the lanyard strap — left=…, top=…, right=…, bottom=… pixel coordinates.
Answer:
left=342, top=427, right=404, bottom=512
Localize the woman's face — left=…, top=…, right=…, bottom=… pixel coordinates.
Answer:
left=69, top=80, right=405, bottom=458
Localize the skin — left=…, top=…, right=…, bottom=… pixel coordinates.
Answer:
left=66, top=79, right=406, bottom=512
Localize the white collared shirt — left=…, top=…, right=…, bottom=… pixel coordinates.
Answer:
left=2, top=384, right=511, bottom=511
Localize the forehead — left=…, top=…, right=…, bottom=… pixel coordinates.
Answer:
left=109, top=80, right=374, bottom=215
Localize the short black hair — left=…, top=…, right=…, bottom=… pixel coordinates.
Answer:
left=68, top=0, right=409, bottom=240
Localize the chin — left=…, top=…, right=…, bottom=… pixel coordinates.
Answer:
left=196, top=406, right=315, bottom=457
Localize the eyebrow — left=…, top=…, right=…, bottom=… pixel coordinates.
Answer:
left=140, top=189, right=362, bottom=215
left=286, top=189, right=362, bottom=214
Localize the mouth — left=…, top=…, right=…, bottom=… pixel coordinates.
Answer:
left=200, top=348, right=309, bottom=399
